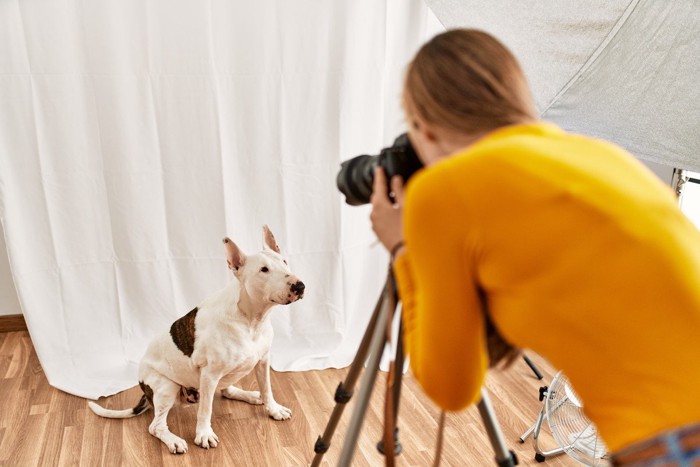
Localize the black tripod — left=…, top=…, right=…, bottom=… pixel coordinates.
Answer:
left=310, top=268, right=520, bottom=467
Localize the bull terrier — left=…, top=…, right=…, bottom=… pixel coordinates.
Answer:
left=88, top=225, right=305, bottom=454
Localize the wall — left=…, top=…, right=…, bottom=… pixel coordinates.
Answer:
left=0, top=228, right=22, bottom=315
left=644, top=160, right=674, bottom=185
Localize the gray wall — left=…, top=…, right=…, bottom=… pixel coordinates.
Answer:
left=644, top=160, right=674, bottom=185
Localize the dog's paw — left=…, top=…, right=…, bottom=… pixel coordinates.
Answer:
left=267, top=403, right=292, bottom=420
left=195, top=428, right=220, bottom=449
left=163, top=434, right=188, bottom=454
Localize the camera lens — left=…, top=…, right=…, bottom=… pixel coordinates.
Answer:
left=336, top=155, right=378, bottom=206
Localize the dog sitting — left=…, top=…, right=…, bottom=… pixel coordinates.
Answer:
left=88, top=225, right=305, bottom=454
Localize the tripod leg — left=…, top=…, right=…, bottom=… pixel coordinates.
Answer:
left=336, top=276, right=394, bottom=467
left=310, top=279, right=387, bottom=467
left=392, top=314, right=404, bottom=424
left=477, top=389, right=518, bottom=467
left=382, top=360, right=397, bottom=467
left=377, top=311, right=404, bottom=457
left=378, top=277, right=403, bottom=465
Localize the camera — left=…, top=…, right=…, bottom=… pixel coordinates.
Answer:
left=336, top=133, right=424, bottom=206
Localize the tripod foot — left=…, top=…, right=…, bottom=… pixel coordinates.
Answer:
left=497, top=450, right=519, bottom=467
left=535, top=452, right=546, bottom=463
left=314, top=435, right=330, bottom=454
left=376, top=427, right=402, bottom=456
left=334, top=382, right=352, bottom=404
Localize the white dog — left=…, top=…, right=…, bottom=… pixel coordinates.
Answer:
left=88, top=225, right=305, bottom=454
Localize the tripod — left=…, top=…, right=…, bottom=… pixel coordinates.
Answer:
left=311, top=268, right=519, bottom=467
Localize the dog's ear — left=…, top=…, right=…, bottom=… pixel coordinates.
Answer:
left=222, top=237, right=246, bottom=271
left=262, top=225, right=281, bottom=254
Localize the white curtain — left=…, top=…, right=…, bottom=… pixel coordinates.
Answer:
left=0, top=0, right=444, bottom=399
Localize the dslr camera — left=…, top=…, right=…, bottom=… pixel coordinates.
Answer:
left=336, top=133, right=424, bottom=206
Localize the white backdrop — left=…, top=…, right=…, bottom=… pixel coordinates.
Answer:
left=0, top=0, right=444, bottom=398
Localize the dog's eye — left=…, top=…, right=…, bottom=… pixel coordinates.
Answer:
left=260, top=267, right=269, bottom=273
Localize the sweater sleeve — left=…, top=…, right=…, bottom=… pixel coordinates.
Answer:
left=393, top=168, right=489, bottom=411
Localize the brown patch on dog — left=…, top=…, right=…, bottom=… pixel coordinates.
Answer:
left=134, top=381, right=154, bottom=415
left=180, top=386, right=199, bottom=403
left=139, top=381, right=154, bottom=403
left=170, top=307, right=198, bottom=357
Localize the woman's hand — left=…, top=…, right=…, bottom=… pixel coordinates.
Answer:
left=370, top=167, right=405, bottom=254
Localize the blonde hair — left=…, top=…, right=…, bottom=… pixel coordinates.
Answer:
left=404, top=29, right=536, bottom=137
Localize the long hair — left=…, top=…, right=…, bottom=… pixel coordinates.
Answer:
left=403, top=29, right=536, bottom=138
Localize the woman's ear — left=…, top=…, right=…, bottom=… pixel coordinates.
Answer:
left=423, top=126, right=438, bottom=143
left=412, top=114, right=437, bottom=144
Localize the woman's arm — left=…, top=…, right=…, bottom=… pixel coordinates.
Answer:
left=394, top=168, right=488, bottom=411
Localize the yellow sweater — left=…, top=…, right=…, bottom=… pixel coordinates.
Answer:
left=394, top=122, right=700, bottom=452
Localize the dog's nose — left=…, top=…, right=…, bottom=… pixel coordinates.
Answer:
left=291, top=281, right=305, bottom=296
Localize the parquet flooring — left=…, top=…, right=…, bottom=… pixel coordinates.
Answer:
left=0, top=331, right=578, bottom=466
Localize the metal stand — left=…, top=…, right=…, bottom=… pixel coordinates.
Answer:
left=523, top=355, right=544, bottom=380
left=311, top=269, right=519, bottom=466
left=518, top=384, right=566, bottom=462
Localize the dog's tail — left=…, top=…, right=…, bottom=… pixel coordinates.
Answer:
left=88, top=394, right=151, bottom=419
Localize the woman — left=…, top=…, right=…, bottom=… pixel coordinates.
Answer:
left=370, top=29, right=700, bottom=466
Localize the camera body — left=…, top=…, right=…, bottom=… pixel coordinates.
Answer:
left=336, top=133, right=424, bottom=206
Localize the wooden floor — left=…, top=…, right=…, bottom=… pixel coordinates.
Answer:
left=0, top=331, right=578, bottom=466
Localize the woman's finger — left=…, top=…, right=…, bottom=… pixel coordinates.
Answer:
left=371, top=166, right=390, bottom=206
left=391, top=175, right=405, bottom=205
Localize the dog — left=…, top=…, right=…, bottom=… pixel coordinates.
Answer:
left=88, top=225, right=305, bottom=454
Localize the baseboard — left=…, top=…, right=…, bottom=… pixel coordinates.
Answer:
left=0, top=314, right=27, bottom=333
